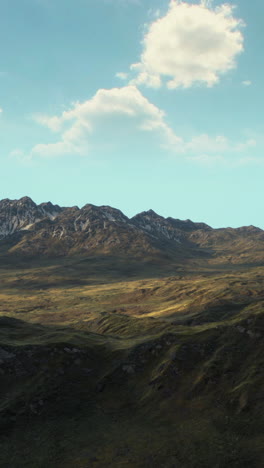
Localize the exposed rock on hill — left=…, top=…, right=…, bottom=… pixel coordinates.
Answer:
left=0, top=197, right=62, bottom=240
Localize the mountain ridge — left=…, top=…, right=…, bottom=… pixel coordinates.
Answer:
left=1, top=195, right=262, bottom=232
left=0, top=196, right=263, bottom=265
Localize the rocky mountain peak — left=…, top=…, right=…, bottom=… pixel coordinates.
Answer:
left=77, top=204, right=129, bottom=226
left=131, top=210, right=182, bottom=242
left=132, top=209, right=162, bottom=220
left=97, top=205, right=129, bottom=223
left=17, top=196, right=36, bottom=205
left=0, top=197, right=62, bottom=240
left=0, top=196, right=36, bottom=209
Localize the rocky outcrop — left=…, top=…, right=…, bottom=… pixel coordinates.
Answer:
left=0, top=197, right=62, bottom=240
left=131, top=209, right=183, bottom=242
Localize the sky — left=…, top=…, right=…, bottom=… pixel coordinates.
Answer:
left=0, top=0, right=263, bottom=228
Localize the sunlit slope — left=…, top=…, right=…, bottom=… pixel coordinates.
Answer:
left=0, top=257, right=263, bottom=330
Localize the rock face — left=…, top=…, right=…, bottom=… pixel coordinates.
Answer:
left=0, top=197, right=62, bottom=240
left=131, top=209, right=182, bottom=242
left=0, top=196, right=263, bottom=263
left=131, top=209, right=212, bottom=242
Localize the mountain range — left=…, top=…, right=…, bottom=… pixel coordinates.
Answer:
left=0, top=196, right=263, bottom=265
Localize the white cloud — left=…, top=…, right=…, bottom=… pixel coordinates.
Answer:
left=235, top=138, right=256, bottom=151
left=33, top=114, right=63, bottom=132
left=116, top=72, right=129, bottom=80
left=10, top=149, right=24, bottom=159
left=31, top=141, right=81, bottom=158
left=17, top=85, right=256, bottom=164
left=180, top=134, right=256, bottom=155
left=242, top=80, right=252, bottom=86
left=187, top=148, right=263, bottom=167
left=129, top=0, right=244, bottom=89
left=0, top=108, right=3, bottom=113
left=30, top=85, right=182, bottom=158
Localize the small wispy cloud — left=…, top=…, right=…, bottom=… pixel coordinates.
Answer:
left=104, top=0, right=141, bottom=5
left=116, top=72, right=129, bottom=80
left=187, top=153, right=264, bottom=168
left=237, top=156, right=264, bottom=166
left=187, top=154, right=226, bottom=167
left=10, top=149, right=25, bottom=159
left=9, top=148, right=37, bottom=166
left=147, top=8, right=161, bottom=19
left=242, top=80, right=252, bottom=86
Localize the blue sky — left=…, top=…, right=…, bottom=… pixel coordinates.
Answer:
left=0, top=0, right=263, bottom=228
